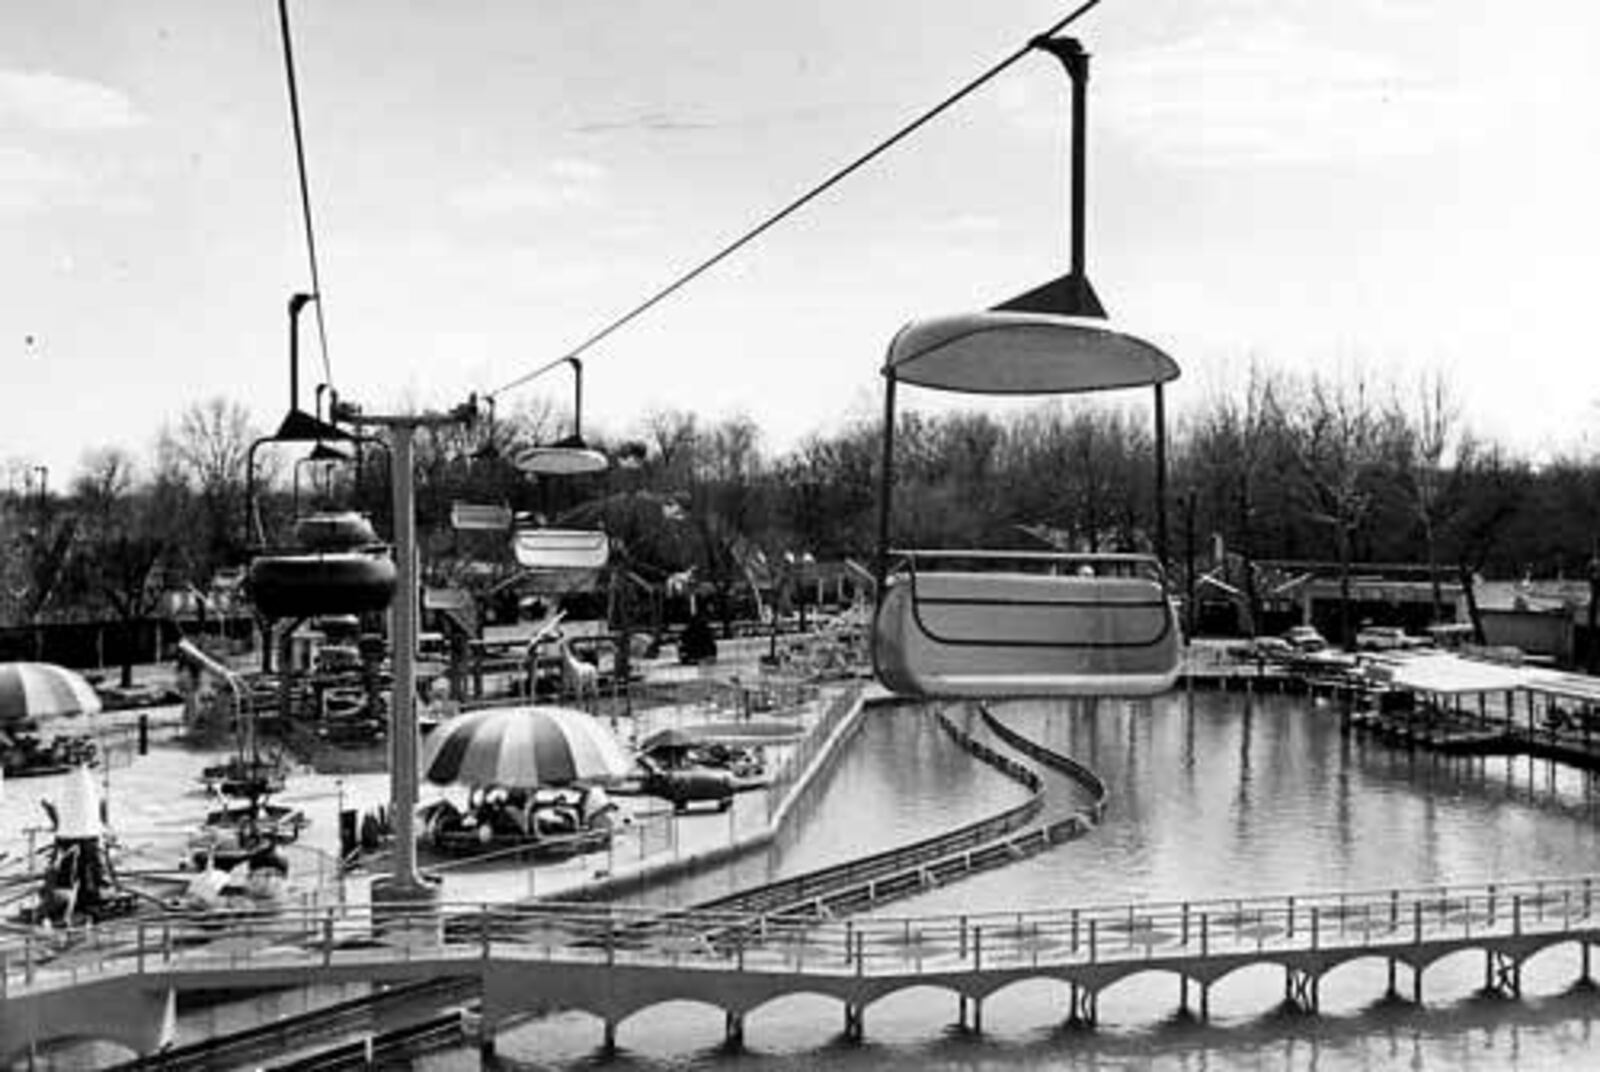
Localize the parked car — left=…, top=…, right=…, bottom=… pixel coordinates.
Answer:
left=1283, top=625, right=1328, bottom=652
left=1354, top=625, right=1428, bottom=651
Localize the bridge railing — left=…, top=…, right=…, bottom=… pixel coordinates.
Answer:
left=7, top=874, right=1600, bottom=999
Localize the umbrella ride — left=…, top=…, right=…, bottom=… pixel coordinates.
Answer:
left=0, top=662, right=102, bottom=725
left=423, top=704, right=630, bottom=789
left=420, top=704, right=629, bottom=856
left=0, top=662, right=101, bottom=777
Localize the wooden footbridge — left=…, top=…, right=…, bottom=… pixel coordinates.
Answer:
left=8, top=874, right=1600, bottom=1060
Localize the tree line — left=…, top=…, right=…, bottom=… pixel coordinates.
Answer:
left=3, top=363, right=1595, bottom=669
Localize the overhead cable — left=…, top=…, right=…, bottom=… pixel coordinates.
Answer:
left=486, top=0, right=1107, bottom=402
left=278, top=0, right=334, bottom=391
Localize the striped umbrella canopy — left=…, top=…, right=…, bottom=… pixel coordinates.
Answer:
left=0, top=662, right=102, bottom=727
left=423, top=704, right=631, bottom=789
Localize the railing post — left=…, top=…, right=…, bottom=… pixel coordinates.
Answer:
left=1181, top=903, right=1190, bottom=946
left=974, top=926, right=983, bottom=972
left=1414, top=901, right=1423, bottom=945
left=1586, top=878, right=1593, bottom=920
left=1286, top=897, right=1295, bottom=941
left=1071, top=910, right=1079, bottom=955
left=1514, top=894, right=1523, bottom=937
left=960, top=915, right=968, bottom=961
left=1488, top=884, right=1497, bottom=925
left=137, top=921, right=146, bottom=974
left=1311, top=906, right=1319, bottom=951
left=1199, top=914, right=1208, bottom=958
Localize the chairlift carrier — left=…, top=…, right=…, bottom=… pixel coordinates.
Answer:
left=871, top=310, right=1183, bottom=698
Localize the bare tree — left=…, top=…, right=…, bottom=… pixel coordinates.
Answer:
left=1390, top=372, right=1460, bottom=623
left=1275, top=371, right=1394, bottom=647
left=157, top=397, right=266, bottom=571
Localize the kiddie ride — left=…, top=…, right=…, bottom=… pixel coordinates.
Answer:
left=418, top=783, right=618, bottom=859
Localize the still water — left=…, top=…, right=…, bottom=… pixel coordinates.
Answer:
left=440, top=689, right=1600, bottom=1070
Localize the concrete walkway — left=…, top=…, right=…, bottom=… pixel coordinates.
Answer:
left=0, top=645, right=868, bottom=919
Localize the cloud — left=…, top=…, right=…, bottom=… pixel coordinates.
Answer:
left=450, top=158, right=610, bottom=218
left=575, top=110, right=714, bottom=135
left=0, top=69, right=145, bottom=131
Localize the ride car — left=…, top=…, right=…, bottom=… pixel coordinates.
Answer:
left=1247, top=636, right=1294, bottom=662
left=1354, top=625, right=1427, bottom=651
left=1283, top=625, right=1328, bottom=652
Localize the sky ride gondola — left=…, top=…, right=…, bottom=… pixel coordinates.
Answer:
left=870, top=315, right=1184, bottom=699
left=869, top=36, right=1183, bottom=700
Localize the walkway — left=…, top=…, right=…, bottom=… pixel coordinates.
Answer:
left=7, top=874, right=1600, bottom=1059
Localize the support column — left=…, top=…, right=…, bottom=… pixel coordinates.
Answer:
left=347, top=407, right=471, bottom=909
left=1066, top=983, right=1098, bottom=1027
left=843, top=1003, right=864, bottom=1043
left=1483, top=949, right=1521, bottom=998
left=724, top=1011, right=745, bottom=1050
left=1284, top=966, right=1319, bottom=1013
left=602, top=1019, right=617, bottom=1055
left=478, top=1018, right=496, bottom=1061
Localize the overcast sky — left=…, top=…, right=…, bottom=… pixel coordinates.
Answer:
left=4, top=0, right=1598, bottom=486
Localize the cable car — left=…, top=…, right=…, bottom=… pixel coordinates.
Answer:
left=870, top=311, right=1182, bottom=698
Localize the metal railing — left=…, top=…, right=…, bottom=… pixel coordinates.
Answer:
left=7, top=875, right=1599, bottom=999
